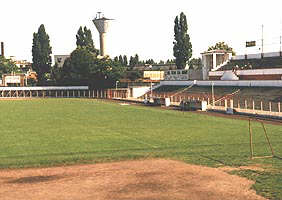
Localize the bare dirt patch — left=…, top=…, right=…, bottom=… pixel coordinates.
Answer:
left=0, top=159, right=266, bottom=200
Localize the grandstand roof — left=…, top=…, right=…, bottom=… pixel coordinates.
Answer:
left=201, top=49, right=232, bottom=55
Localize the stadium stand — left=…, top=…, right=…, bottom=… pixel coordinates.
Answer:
left=152, top=85, right=282, bottom=103
left=219, top=56, right=282, bottom=71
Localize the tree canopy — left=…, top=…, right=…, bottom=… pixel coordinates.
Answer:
left=189, top=58, right=202, bottom=69
left=208, top=41, right=236, bottom=56
left=76, top=26, right=99, bottom=55
left=57, top=48, right=125, bottom=88
left=173, top=12, right=192, bottom=69
left=32, top=24, right=52, bottom=85
left=0, top=56, right=19, bottom=77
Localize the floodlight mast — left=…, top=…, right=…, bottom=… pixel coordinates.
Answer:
left=92, top=12, right=113, bottom=57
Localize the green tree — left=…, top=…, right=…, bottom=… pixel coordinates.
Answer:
left=0, top=56, right=19, bottom=77
left=114, top=56, right=119, bottom=63
left=145, top=59, right=155, bottom=65
left=159, top=60, right=165, bottom=64
left=134, top=54, right=139, bottom=65
left=123, top=55, right=128, bottom=66
left=166, top=59, right=175, bottom=64
left=189, top=58, right=202, bottom=69
left=58, top=48, right=125, bottom=88
left=32, top=24, right=52, bottom=85
left=76, top=26, right=99, bottom=55
left=129, top=56, right=134, bottom=69
left=118, top=55, right=123, bottom=65
left=208, top=41, right=235, bottom=56
left=173, top=12, right=192, bottom=69
left=129, top=54, right=140, bottom=69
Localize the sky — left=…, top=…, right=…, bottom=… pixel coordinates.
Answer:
left=1, top=0, right=282, bottom=63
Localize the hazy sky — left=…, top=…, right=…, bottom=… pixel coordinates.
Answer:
left=1, top=0, right=282, bottom=62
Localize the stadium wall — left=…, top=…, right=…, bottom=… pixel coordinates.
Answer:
left=232, top=52, right=282, bottom=60
left=160, top=80, right=282, bottom=87
left=209, top=69, right=282, bottom=80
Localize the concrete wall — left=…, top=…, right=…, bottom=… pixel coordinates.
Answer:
left=165, top=69, right=203, bottom=81
left=131, top=87, right=151, bottom=98
left=209, top=69, right=282, bottom=80
left=0, top=86, right=89, bottom=91
left=210, top=68, right=282, bottom=76
left=188, top=69, right=203, bottom=80
left=232, top=52, right=282, bottom=60
left=160, top=80, right=282, bottom=87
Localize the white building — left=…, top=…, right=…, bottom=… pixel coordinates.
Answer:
left=54, top=55, right=70, bottom=68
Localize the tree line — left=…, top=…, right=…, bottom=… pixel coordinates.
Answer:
left=29, top=12, right=234, bottom=88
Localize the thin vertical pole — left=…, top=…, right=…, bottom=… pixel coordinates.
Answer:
left=262, top=24, right=264, bottom=54
left=261, top=121, right=275, bottom=156
left=252, top=100, right=255, bottom=111
left=249, top=119, right=254, bottom=159
left=212, top=82, right=215, bottom=107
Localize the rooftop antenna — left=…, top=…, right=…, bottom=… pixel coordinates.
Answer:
left=97, top=11, right=102, bottom=19
left=261, top=24, right=264, bottom=54
left=92, top=12, right=114, bottom=57
left=279, top=18, right=282, bottom=56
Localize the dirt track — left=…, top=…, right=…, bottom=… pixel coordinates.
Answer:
left=0, top=159, right=265, bottom=200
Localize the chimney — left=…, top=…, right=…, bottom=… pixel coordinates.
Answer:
left=1, top=42, right=4, bottom=57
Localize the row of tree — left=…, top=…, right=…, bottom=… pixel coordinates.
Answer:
left=113, top=54, right=176, bottom=69
left=30, top=12, right=235, bottom=88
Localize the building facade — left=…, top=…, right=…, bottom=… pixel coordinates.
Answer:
left=54, top=55, right=70, bottom=68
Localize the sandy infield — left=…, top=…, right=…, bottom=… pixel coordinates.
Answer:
left=0, top=159, right=265, bottom=200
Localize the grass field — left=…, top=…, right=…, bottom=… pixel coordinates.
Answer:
left=0, top=98, right=282, bottom=199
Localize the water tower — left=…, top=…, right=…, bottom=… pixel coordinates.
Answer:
left=93, top=12, right=113, bottom=57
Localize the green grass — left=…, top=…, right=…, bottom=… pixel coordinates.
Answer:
left=0, top=98, right=282, bottom=199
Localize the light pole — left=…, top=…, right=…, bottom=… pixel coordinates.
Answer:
left=150, top=81, right=153, bottom=98
left=115, top=81, right=119, bottom=98
left=116, top=80, right=119, bottom=90
left=212, top=81, right=215, bottom=107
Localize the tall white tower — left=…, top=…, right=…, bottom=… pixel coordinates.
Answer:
left=93, top=12, right=113, bottom=57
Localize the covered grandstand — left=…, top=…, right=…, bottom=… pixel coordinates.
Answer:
left=220, top=56, right=282, bottom=71
left=208, top=52, right=282, bottom=80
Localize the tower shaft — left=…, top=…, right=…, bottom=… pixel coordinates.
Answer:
left=99, top=33, right=106, bottom=57
left=93, top=13, right=113, bottom=57
left=1, top=42, right=4, bottom=57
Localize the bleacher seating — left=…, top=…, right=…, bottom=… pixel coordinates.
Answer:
left=219, top=56, right=282, bottom=71
left=153, top=85, right=282, bottom=103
